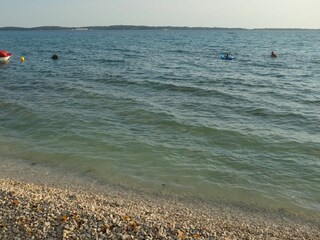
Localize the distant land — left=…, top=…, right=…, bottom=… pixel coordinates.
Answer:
left=0, top=25, right=319, bottom=31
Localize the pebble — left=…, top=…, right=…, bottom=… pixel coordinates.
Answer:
left=0, top=179, right=319, bottom=240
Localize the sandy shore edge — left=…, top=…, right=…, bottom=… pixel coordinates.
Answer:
left=0, top=159, right=319, bottom=239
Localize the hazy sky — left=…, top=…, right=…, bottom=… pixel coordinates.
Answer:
left=2, top=0, right=320, bottom=28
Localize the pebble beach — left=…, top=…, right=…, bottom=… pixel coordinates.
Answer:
left=1, top=160, right=319, bottom=240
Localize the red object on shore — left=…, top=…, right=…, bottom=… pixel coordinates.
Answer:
left=0, top=50, right=12, bottom=57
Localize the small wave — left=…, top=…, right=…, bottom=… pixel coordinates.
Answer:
left=310, top=59, right=320, bottom=64
left=119, top=107, right=175, bottom=123
left=94, top=74, right=139, bottom=87
left=0, top=100, right=29, bottom=113
left=97, top=59, right=125, bottom=64
left=119, top=106, right=258, bottom=148
left=107, top=48, right=140, bottom=54
left=300, top=98, right=320, bottom=105
left=106, top=48, right=128, bottom=52
left=0, top=100, right=38, bottom=129
left=167, top=49, right=191, bottom=54
left=244, top=107, right=308, bottom=120
left=145, top=79, right=242, bottom=101
left=123, top=53, right=144, bottom=59
left=92, top=75, right=242, bottom=102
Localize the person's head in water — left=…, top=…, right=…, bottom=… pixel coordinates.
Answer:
left=51, top=54, right=58, bottom=60
left=271, top=51, right=277, bottom=58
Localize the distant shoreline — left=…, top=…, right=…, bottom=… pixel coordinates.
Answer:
left=0, top=25, right=319, bottom=31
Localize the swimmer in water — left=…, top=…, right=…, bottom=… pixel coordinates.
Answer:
left=271, top=51, right=277, bottom=58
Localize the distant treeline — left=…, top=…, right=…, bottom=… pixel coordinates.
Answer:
left=0, top=25, right=318, bottom=31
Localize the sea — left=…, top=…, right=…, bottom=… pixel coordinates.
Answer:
left=1, top=29, right=319, bottom=221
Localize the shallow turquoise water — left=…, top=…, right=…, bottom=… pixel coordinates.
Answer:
left=1, top=30, right=320, bottom=219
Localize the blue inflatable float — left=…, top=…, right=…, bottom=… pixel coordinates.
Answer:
left=221, top=54, right=234, bottom=61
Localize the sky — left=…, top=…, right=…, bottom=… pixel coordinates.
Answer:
left=2, top=0, right=320, bottom=29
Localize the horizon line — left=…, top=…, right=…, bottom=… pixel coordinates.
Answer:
left=1, top=25, right=319, bottom=31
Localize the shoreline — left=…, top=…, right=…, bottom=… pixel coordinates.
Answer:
left=1, top=158, right=319, bottom=239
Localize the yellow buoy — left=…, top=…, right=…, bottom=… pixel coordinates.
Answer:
left=20, top=57, right=25, bottom=62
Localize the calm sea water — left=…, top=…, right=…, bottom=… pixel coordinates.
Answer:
left=1, top=30, right=319, bottom=219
